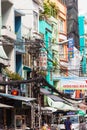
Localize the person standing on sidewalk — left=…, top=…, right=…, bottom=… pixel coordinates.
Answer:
left=64, top=117, right=72, bottom=130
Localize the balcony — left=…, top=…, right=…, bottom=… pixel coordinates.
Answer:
left=1, top=26, right=16, bottom=41
left=33, top=31, right=43, bottom=40
left=16, top=38, right=25, bottom=54
left=59, top=32, right=67, bottom=41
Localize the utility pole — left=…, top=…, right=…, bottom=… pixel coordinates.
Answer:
left=28, top=38, right=44, bottom=129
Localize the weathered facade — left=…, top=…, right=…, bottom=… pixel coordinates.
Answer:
left=65, top=0, right=79, bottom=48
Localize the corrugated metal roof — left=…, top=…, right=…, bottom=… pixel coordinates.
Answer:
left=0, top=93, right=36, bottom=102
left=40, top=88, right=52, bottom=95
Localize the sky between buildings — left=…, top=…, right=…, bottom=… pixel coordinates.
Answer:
left=78, top=0, right=87, bottom=16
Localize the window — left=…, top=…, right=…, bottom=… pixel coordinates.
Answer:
left=33, top=11, right=38, bottom=31
left=59, top=19, right=64, bottom=33
left=59, top=45, right=64, bottom=59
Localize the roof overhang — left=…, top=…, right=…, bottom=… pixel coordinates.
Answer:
left=41, top=106, right=57, bottom=113
left=23, top=66, right=32, bottom=72
left=47, top=96, right=77, bottom=111
left=40, top=88, right=81, bottom=105
left=15, top=10, right=25, bottom=17
left=0, top=103, right=13, bottom=108
left=0, top=93, right=36, bottom=102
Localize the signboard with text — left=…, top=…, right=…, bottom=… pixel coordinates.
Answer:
left=68, top=38, right=74, bottom=58
left=61, top=79, right=87, bottom=90
left=61, top=79, right=87, bottom=98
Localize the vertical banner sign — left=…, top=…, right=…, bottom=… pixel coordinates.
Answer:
left=68, top=38, right=74, bottom=58
left=39, top=51, right=47, bottom=70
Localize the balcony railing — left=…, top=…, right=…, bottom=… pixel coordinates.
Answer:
left=1, top=26, right=16, bottom=41
left=15, top=38, right=25, bottom=53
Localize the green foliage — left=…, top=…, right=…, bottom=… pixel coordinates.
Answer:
left=43, top=2, right=51, bottom=16
left=37, top=70, right=47, bottom=77
left=40, top=1, right=59, bottom=19
left=3, top=68, right=23, bottom=80
left=53, top=60, right=58, bottom=67
left=50, top=2, right=59, bottom=18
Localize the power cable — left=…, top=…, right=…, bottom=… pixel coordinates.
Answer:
left=0, top=37, right=84, bottom=76
left=0, top=76, right=83, bottom=104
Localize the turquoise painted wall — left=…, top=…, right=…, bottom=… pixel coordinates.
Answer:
left=78, top=16, right=86, bottom=74
left=39, top=20, right=53, bottom=85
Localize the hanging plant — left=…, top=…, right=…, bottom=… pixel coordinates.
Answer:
left=39, top=2, right=51, bottom=20
left=3, top=68, right=23, bottom=80
left=49, top=2, right=59, bottom=18
left=40, top=1, right=59, bottom=20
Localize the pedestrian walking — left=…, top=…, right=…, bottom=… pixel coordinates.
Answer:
left=47, top=124, right=51, bottom=130
left=41, top=123, right=47, bottom=130
left=64, top=117, right=72, bottom=130
left=51, top=124, right=58, bottom=130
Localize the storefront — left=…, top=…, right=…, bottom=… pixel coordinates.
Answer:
left=59, top=78, right=87, bottom=99
left=0, top=93, right=36, bottom=130
left=0, top=103, right=13, bottom=129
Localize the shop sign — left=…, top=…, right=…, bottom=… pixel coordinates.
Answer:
left=63, top=84, right=87, bottom=90
left=68, top=38, right=74, bottom=58
left=61, top=79, right=87, bottom=90
left=38, top=51, right=47, bottom=70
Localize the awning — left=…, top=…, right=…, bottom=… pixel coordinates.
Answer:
left=0, top=103, right=13, bottom=108
left=23, top=66, right=32, bottom=72
left=0, top=93, right=36, bottom=102
left=40, top=88, right=82, bottom=105
left=47, top=97, right=77, bottom=111
left=48, top=95, right=64, bottom=102
left=84, top=114, right=87, bottom=118
left=0, top=46, right=9, bottom=66
left=40, top=88, right=64, bottom=102
left=76, top=110, right=86, bottom=116
left=41, top=107, right=57, bottom=113
left=40, top=88, right=52, bottom=95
